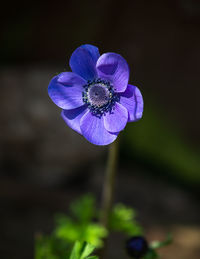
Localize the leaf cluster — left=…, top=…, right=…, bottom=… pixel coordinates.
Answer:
left=35, top=194, right=172, bottom=259
left=35, top=195, right=106, bottom=259
left=109, top=203, right=143, bottom=236
left=69, top=241, right=98, bottom=259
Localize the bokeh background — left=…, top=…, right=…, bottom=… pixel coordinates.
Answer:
left=0, top=0, right=200, bottom=258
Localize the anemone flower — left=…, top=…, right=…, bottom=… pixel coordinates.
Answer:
left=48, top=44, right=143, bottom=145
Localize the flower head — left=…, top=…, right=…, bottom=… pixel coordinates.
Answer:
left=48, top=44, right=143, bottom=145
left=126, top=236, right=149, bottom=258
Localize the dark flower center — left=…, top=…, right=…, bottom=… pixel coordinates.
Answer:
left=82, top=79, right=119, bottom=117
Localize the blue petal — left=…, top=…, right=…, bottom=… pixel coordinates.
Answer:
left=81, top=44, right=100, bottom=63
left=104, top=102, right=128, bottom=133
left=120, top=84, right=143, bottom=122
left=80, top=110, right=118, bottom=145
left=96, top=52, right=129, bottom=92
left=61, top=105, right=88, bottom=134
left=48, top=73, right=85, bottom=110
left=69, top=44, right=100, bottom=81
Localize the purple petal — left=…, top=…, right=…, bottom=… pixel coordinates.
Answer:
left=81, top=44, right=100, bottom=63
left=120, top=84, right=143, bottom=122
left=80, top=111, right=118, bottom=145
left=69, top=44, right=100, bottom=81
left=57, top=71, right=86, bottom=85
left=61, top=105, right=88, bottom=134
left=48, top=73, right=85, bottom=110
left=96, top=53, right=129, bottom=92
left=104, top=102, right=128, bottom=133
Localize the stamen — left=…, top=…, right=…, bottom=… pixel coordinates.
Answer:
left=82, top=79, right=119, bottom=117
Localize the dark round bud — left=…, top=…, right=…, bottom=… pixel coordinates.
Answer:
left=126, top=236, right=149, bottom=258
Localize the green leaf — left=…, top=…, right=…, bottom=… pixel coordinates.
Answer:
left=54, top=216, right=80, bottom=242
left=150, top=234, right=172, bottom=249
left=69, top=241, right=82, bottom=259
left=83, top=224, right=107, bottom=247
left=109, top=204, right=143, bottom=236
left=35, top=234, right=71, bottom=259
left=70, top=195, right=95, bottom=223
left=54, top=215, right=107, bottom=248
left=69, top=241, right=98, bottom=259
left=54, top=200, right=107, bottom=248
left=80, top=242, right=96, bottom=259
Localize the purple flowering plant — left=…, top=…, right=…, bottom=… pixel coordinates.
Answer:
left=35, top=45, right=171, bottom=259
left=48, top=44, right=143, bottom=145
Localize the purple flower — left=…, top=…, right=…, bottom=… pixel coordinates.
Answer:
left=48, top=44, right=143, bottom=146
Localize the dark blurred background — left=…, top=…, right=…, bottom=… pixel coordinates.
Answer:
left=0, top=0, right=200, bottom=258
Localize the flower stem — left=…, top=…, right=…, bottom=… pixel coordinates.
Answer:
left=100, top=139, right=119, bottom=250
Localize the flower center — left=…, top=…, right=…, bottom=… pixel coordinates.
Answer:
left=87, top=84, right=110, bottom=107
left=82, top=79, right=119, bottom=117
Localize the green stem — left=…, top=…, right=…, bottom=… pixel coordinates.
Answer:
left=100, top=138, right=119, bottom=233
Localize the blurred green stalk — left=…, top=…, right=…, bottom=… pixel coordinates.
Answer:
left=100, top=139, right=119, bottom=257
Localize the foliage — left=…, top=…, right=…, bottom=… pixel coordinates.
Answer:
left=142, top=234, right=172, bottom=259
left=69, top=241, right=98, bottom=259
left=150, top=234, right=172, bottom=249
left=35, top=234, right=71, bottom=259
left=109, top=203, right=143, bottom=236
left=35, top=194, right=171, bottom=259
left=35, top=195, right=106, bottom=259
left=54, top=195, right=107, bottom=248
